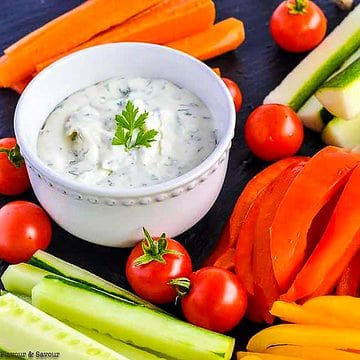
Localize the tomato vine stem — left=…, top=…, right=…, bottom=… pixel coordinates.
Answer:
left=169, top=277, right=191, bottom=297
left=0, top=144, right=24, bottom=168
left=287, top=0, right=308, bottom=14
left=133, top=227, right=183, bottom=266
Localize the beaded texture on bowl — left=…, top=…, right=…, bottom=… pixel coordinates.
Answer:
left=25, top=146, right=230, bottom=207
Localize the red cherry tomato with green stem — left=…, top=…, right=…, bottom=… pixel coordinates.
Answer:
left=270, top=0, right=327, bottom=53
left=245, top=104, right=304, bottom=161
left=222, top=77, right=242, bottom=112
left=126, top=228, right=192, bottom=304
left=170, top=267, right=247, bottom=333
left=0, top=138, right=30, bottom=195
left=0, top=201, right=52, bottom=264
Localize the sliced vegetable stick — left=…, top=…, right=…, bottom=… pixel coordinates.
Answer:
left=213, top=247, right=236, bottom=271
left=237, top=188, right=269, bottom=323
left=32, top=276, right=235, bottom=360
left=282, top=164, right=360, bottom=301
left=9, top=76, right=32, bottom=94
left=0, top=55, right=6, bottom=86
left=252, top=162, right=306, bottom=324
left=315, top=57, right=360, bottom=120
left=231, top=157, right=308, bottom=254
left=266, top=345, right=360, bottom=360
left=270, top=300, right=321, bottom=325
left=297, top=229, right=360, bottom=300
left=68, top=323, right=165, bottom=360
left=336, top=251, right=360, bottom=296
left=322, top=113, right=360, bottom=150
left=212, top=67, right=222, bottom=77
left=85, top=0, right=215, bottom=45
left=263, top=4, right=360, bottom=111
left=204, top=157, right=309, bottom=271
left=302, top=296, right=360, bottom=326
left=0, top=0, right=161, bottom=85
left=304, top=188, right=342, bottom=261
left=237, top=352, right=303, bottom=360
left=270, top=146, right=360, bottom=292
left=236, top=188, right=266, bottom=297
left=237, top=159, right=310, bottom=322
left=6, top=0, right=161, bottom=56
left=167, top=18, right=245, bottom=61
left=0, top=293, right=129, bottom=360
left=246, top=324, right=360, bottom=352
left=270, top=300, right=360, bottom=329
left=36, top=0, right=216, bottom=73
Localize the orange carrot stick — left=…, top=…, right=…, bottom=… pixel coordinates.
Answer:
left=0, top=0, right=161, bottom=86
left=9, top=76, right=32, bottom=94
left=84, top=0, right=216, bottom=48
left=35, top=0, right=216, bottom=73
left=166, top=18, right=245, bottom=61
left=212, top=67, right=221, bottom=76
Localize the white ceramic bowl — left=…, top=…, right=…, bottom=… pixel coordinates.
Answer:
left=14, top=43, right=235, bottom=247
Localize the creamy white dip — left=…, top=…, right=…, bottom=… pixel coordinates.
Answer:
left=37, top=77, right=217, bottom=188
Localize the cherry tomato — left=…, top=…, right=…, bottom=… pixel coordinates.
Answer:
left=222, top=77, right=242, bottom=112
left=270, top=0, right=327, bottom=53
left=0, top=138, right=30, bottom=195
left=126, top=228, right=192, bottom=304
left=171, top=267, right=247, bottom=333
left=245, top=104, right=304, bottom=161
left=0, top=201, right=52, bottom=264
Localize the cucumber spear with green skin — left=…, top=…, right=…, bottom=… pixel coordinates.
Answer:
left=316, top=57, right=360, bottom=119
left=1, top=263, right=49, bottom=297
left=322, top=113, right=360, bottom=149
left=0, top=293, right=130, bottom=360
left=297, top=97, right=333, bottom=132
left=32, top=276, right=235, bottom=360
left=264, top=4, right=360, bottom=111
left=2, top=263, right=235, bottom=360
left=1, top=252, right=165, bottom=312
left=1, top=264, right=170, bottom=359
left=297, top=47, right=360, bottom=132
left=66, top=324, right=166, bottom=360
left=28, top=250, right=165, bottom=312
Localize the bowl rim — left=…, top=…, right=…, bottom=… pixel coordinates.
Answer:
left=15, top=42, right=236, bottom=198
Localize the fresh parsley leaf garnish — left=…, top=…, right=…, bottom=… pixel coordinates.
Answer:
left=112, top=100, right=158, bottom=151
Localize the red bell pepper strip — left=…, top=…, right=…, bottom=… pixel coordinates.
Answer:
left=235, top=187, right=266, bottom=297
left=240, top=159, right=307, bottom=322
left=302, top=231, right=360, bottom=301
left=336, top=250, right=360, bottom=297
left=304, top=189, right=342, bottom=261
left=245, top=292, right=264, bottom=323
left=270, top=146, right=360, bottom=292
left=253, top=161, right=306, bottom=324
left=203, top=157, right=309, bottom=269
left=282, top=163, right=360, bottom=302
left=212, top=247, right=236, bottom=271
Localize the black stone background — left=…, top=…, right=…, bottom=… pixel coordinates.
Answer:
left=0, top=0, right=358, bottom=357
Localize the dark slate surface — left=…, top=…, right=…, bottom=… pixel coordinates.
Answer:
left=0, top=0, right=358, bottom=356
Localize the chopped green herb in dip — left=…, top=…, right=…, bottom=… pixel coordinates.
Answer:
left=37, top=77, right=217, bottom=188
